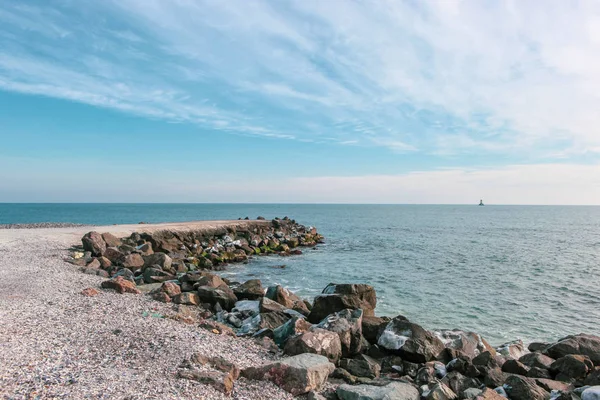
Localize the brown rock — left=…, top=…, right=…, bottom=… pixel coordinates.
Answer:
left=122, top=253, right=144, bottom=270
left=82, top=231, right=106, bottom=256
left=196, top=273, right=226, bottom=288
left=161, top=282, right=181, bottom=297
left=233, top=279, right=265, bottom=300
left=172, top=292, right=200, bottom=306
left=338, top=354, right=381, bottom=379
left=519, top=352, right=555, bottom=369
left=98, top=256, right=112, bottom=269
left=86, top=258, right=101, bottom=269
left=260, top=297, right=288, bottom=313
left=259, top=311, right=291, bottom=330
left=502, top=359, right=530, bottom=376
left=266, top=285, right=310, bottom=315
left=376, top=316, right=445, bottom=363
left=585, top=367, right=600, bottom=385
left=316, top=308, right=364, bottom=357
left=104, top=247, right=125, bottom=264
left=425, top=382, right=457, bottom=400
left=81, top=287, right=99, bottom=297
left=504, top=375, right=549, bottom=400
left=190, top=353, right=240, bottom=379
left=138, top=242, right=153, bottom=255
left=533, top=378, right=573, bottom=392
left=197, top=285, right=237, bottom=311
left=550, top=354, right=593, bottom=381
left=101, top=232, right=121, bottom=247
left=362, top=316, right=390, bottom=344
left=100, top=276, right=141, bottom=294
left=543, top=334, right=600, bottom=365
left=284, top=328, right=342, bottom=364
left=152, top=291, right=171, bottom=303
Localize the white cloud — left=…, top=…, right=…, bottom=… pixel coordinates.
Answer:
left=1, top=0, right=600, bottom=157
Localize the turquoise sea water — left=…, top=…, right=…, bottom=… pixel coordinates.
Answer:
left=2, top=203, right=599, bottom=344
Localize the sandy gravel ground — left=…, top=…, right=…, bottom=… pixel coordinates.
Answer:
left=0, top=223, right=293, bottom=399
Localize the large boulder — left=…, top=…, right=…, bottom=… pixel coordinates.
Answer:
left=142, top=253, right=172, bottom=270
left=336, top=381, right=419, bottom=400
left=82, top=231, right=106, bottom=256
left=259, top=311, right=292, bottom=330
left=197, top=285, right=237, bottom=311
left=504, top=375, right=549, bottom=400
left=544, top=334, right=600, bottom=365
left=362, top=316, right=390, bottom=344
left=103, top=247, right=125, bottom=264
left=316, top=308, right=364, bottom=357
left=260, top=297, right=288, bottom=313
left=284, top=328, right=342, bottom=364
left=377, top=316, right=445, bottom=363
left=122, top=254, right=144, bottom=270
left=266, top=285, right=310, bottom=315
left=441, top=371, right=481, bottom=398
left=496, top=339, right=528, bottom=360
left=308, top=283, right=376, bottom=323
left=241, top=354, right=334, bottom=396
left=550, top=354, right=593, bottom=381
left=582, top=387, right=600, bottom=400
left=233, top=279, right=264, bottom=300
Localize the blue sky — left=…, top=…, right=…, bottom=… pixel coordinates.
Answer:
left=1, top=0, right=599, bottom=204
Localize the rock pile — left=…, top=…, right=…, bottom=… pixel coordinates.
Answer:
left=65, top=219, right=600, bottom=399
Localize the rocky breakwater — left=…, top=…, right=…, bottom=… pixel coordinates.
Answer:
left=65, top=220, right=600, bottom=399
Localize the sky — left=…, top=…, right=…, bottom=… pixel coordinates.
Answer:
left=0, top=0, right=599, bottom=204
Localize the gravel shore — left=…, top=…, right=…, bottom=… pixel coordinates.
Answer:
left=0, top=228, right=293, bottom=399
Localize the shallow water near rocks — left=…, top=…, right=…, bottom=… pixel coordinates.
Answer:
left=2, top=203, right=599, bottom=344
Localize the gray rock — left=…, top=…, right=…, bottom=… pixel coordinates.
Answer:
left=316, top=308, right=364, bottom=357
left=583, top=386, right=600, bottom=400
left=338, top=354, right=381, bottom=379
left=544, top=334, right=600, bottom=365
left=309, top=283, right=377, bottom=323
left=142, top=253, right=172, bottom=270
left=504, top=375, right=549, bottom=400
left=336, top=381, right=419, bottom=400
left=284, top=328, right=342, bottom=364
left=241, top=353, right=334, bottom=396
left=377, top=316, right=445, bottom=363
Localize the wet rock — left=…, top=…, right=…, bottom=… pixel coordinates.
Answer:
left=309, top=283, right=377, bottom=323
left=241, top=354, right=335, bottom=396
left=377, top=316, right=445, bottom=363
left=339, top=354, right=381, bottom=379
left=273, top=316, right=312, bottom=347
left=284, top=328, right=342, bottom=364
left=172, top=292, right=200, bottom=306
left=122, top=253, right=144, bottom=270
left=82, top=231, right=106, bottom=256
left=426, top=382, right=458, bottom=400
left=551, top=354, right=594, bottom=382
left=101, top=232, right=121, bottom=248
left=519, top=352, right=555, bottom=369
left=544, top=334, right=600, bottom=366
left=197, top=285, right=237, bottom=311
left=316, top=308, right=364, bottom=357
left=266, top=285, right=310, bottom=316
left=336, top=381, right=419, bottom=400
left=233, top=279, right=264, bottom=300
left=142, top=252, right=172, bottom=270
left=504, top=375, right=549, bottom=400
left=100, top=276, right=141, bottom=294
left=177, top=370, right=234, bottom=395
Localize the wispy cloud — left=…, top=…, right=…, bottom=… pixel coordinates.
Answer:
left=1, top=0, right=600, bottom=158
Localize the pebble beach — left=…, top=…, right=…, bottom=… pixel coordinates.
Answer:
left=0, top=223, right=293, bottom=399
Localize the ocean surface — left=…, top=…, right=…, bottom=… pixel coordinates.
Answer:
left=2, top=203, right=599, bottom=344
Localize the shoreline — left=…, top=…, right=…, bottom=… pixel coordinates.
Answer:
left=2, top=219, right=599, bottom=399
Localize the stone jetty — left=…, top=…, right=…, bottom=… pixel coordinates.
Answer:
left=66, top=218, right=600, bottom=399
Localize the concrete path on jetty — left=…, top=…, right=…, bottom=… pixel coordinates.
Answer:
left=0, top=220, right=292, bottom=399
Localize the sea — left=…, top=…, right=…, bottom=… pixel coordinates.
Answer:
left=1, top=203, right=599, bottom=345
